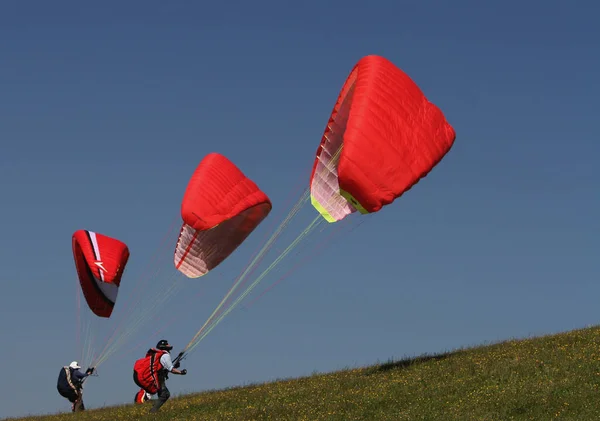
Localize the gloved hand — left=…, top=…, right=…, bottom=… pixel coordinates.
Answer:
left=180, top=369, right=187, bottom=375
left=173, top=361, right=181, bottom=369
left=86, top=367, right=95, bottom=375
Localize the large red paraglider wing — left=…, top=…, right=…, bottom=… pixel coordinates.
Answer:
left=72, top=230, right=130, bottom=318
left=174, top=153, right=272, bottom=278
left=309, top=55, right=456, bottom=222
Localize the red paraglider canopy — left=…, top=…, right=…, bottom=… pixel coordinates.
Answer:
left=174, top=153, right=272, bottom=278
left=72, top=230, right=130, bottom=318
left=310, top=54, right=456, bottom=222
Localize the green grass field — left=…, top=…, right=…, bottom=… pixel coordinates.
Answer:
left=9, top=325, right=600, bottom=420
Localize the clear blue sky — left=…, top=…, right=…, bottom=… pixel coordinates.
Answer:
left=1, top=0, right=599, bottom=418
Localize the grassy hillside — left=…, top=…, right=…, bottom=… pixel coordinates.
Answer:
left=8, top=325, right=600, bottom=420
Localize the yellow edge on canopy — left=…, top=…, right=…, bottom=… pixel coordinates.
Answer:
left=340, top=189, right=370, bottom=215
left=310, top=195, right=337, bottom=223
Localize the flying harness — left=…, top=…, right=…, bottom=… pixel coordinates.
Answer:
left=133, top=348, right=168, bottom=394
left=62, top=366, right=82, bottom=391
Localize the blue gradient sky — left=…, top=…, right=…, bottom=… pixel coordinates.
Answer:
left=1, top=1, right=598, bottom=418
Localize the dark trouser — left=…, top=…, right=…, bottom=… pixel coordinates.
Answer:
left=58, top=387, right=85, bottom=411
left=149, top=374, right=170, bottom=413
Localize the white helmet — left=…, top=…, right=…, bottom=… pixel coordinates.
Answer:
left=69, top=361, right=81, bottom=369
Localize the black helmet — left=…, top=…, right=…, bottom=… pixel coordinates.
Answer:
left=156, top=339, right=173, bottom=351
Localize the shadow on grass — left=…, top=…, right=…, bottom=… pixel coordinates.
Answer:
left=366, top=350, right=462, bottom=375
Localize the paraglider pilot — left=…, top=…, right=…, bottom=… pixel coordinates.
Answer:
left=133, top=339, right=187, bottom=413
left=150, top=339, right=187, bottom=413
left=57, top=361, right=94, bottom=412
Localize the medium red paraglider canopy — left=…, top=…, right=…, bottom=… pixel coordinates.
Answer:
left=174, top=153, right=272, bottom=278
left=72, top=230, right=130, bottom=318
left=310, top=54, right=456, bottom=222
